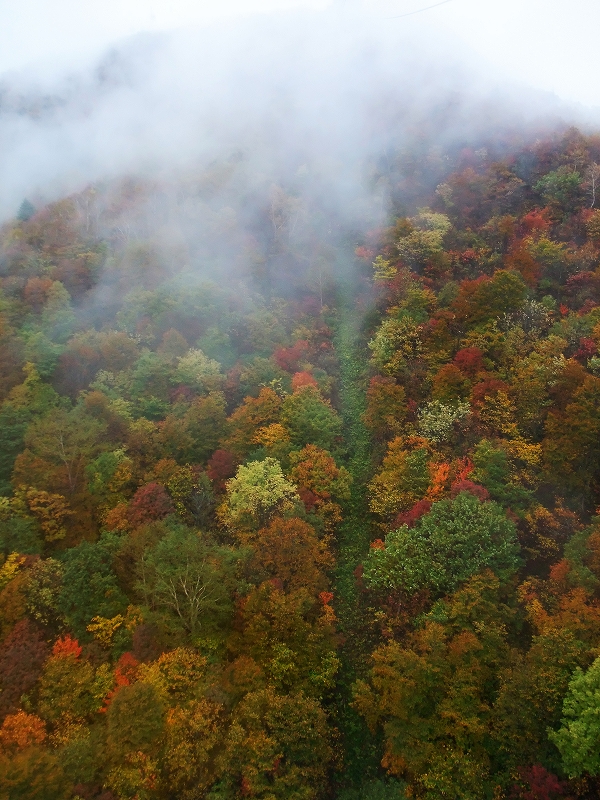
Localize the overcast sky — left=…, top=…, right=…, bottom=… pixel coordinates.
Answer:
left=0, top=0, right=599, bottom=109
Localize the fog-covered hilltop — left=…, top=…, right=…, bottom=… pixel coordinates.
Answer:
left=0, top=6, right=576, bottom=223
left=0, top=6, right=582, bottom=309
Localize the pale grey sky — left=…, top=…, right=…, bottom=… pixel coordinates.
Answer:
left=0, top=0, right=599, bottom=108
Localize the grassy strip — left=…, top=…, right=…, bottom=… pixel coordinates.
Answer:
left=331, top=300, right=382, bottom=790
left=334, top=311, right=372, bottom=630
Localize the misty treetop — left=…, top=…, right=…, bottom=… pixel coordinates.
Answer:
left=2, top=126, right=600, bottom=798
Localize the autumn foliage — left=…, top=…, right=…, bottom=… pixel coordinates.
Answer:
left=1, top=127, right=600, bottom=798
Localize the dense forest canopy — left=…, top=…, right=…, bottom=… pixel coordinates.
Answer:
left=2, top=120, right=600, bottom=799
left=3, top=12, right=600, bottom=797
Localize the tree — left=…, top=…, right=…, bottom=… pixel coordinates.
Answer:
left=281, top=386, right=342, bottom=452
left=368, top=315, right=424, bottom=377
left=221, top=458, right=300, bottom=531
left=372, top=256, right=398, bottom=282
left=0, top=564, right=29, bottom=640
left=431, top=364, right=471, bottom=403
left=453, top=347, right=484, bottom=376
left=130, top=350, right=174, bottom=403
left=535, top=167, right=582, bottom=214
left=160, top=464, right=216, bottom=527
left=104, top=681, right=165, bottom=797
left=138, top=646, right=211, bottom=703
left=17, top=199, right=35, bottom=222
left=224, top=388, right=283, bottom=457
left=17, top=407, right=106, bottom=495
left=418, top=400, right=470, bottom=443
left=215, top=686, right=333, bottom=800
left=288, top=444, right=351, bottom=531
left=18, top=487, right=73, bottom=542
left=509, top=764, right=567, bottom=800
left=161, top=697, right=224, bottom=797
left=173, top=347, right=223, bottom=393
left=0, top=745, right=64, bottom=800
left=230, top=582, right=339, bottom=698
left=56, top=329, right=139, bottom=396
left=156, top=391, right=227, bottom=464
left=585, top=209, right=600, bottom=242
left=491, top=552, right=600, bottom=774
left=0, top=619, right=48, bottom=717
left=245, top=517, right=333, bottom=594
left=0, top=366, right=61, bottom=495
left=472, top=439, right=532, bottom=509
left=363, top=493, right=520, bottom=596
left=127, top=482, right=174, bottom=528
left=107, top=680, right=165, bottom=757
left=0, top=404, right=29, bottom=496
left=451, top=270, right=527, bottom=328
left=237, top=357, right=289, bottom=400
left=362, top=377, right=407, bottom=440
left=0, top=711, right=46, bottom=749
left=24, top=558, right=64, bottom=632
left=38, top=281, right=76, bottom=344
left=273, top=340, right=310, bottom=373
left=0, top=497, right=42, bottom=556
left=37, top=637, right=105, bottom=723
left=337, top=779, right=408, bottom=800
left=396, top=209, right=451, bottom=270
left=526, top=236, right=569, bottom=285
left=354, top=572, right=512, bottom=800
left=550, top=655, right=600, bottom=778
left=57, top=534, right=127, bottom=639
left=136, top=525, right=237, bottom=636
left=544, top=375, right=600, bottom=495
left=86, top=447, right=134, bottom=513
left=291, top=371, right=319, bottom=392
left=251, top=422, right=293, bottom=462
left=207, top=449, right=238, bottom=492
left=510, top=336, right=566, bottom=437
left=492, top=628, right=590, bottom=776
left=368, top=441, right=431, bottom=519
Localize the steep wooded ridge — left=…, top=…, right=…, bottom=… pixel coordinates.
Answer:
left=2, top=127, right=600, bottom=799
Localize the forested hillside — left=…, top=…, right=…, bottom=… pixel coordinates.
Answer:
left=1, top=126, right=600, bottom=799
